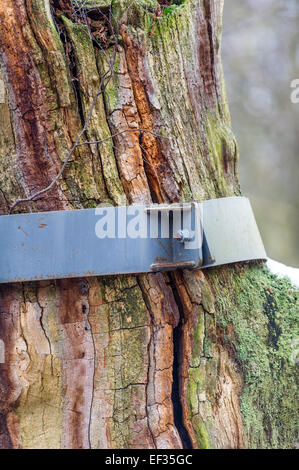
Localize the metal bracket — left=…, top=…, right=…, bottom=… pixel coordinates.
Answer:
left=0, top=197, right=266, bottom=283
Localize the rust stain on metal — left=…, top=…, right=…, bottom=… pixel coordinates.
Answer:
left=17, top=226, right=28, bottom=237
left=154, top=256, right=167, bottom=263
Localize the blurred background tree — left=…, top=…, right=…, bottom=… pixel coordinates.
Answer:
left=222, top=0, right=299, bottom=266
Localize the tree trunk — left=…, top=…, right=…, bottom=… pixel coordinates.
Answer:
left=0, top=0, right=297, bottom=449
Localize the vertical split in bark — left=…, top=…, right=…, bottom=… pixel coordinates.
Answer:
left=120, top=25, right=179, bottom=203
left=170, top=282, right=193, bottom=449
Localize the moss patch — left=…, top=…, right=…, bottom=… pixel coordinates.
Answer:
left=208, top=264, right=299, bottom=448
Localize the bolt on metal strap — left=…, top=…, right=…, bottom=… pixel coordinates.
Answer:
left=0, top=197, right=266, bottom=283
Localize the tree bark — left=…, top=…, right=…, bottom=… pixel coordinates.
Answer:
left=0, top=0, right=297, bottom=449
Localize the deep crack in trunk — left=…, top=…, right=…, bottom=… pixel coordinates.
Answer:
left=170, top=276, right=193, bottom=449
left=172, top=321, right=193, bottom=449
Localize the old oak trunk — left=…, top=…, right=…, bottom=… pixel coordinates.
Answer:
left=0, top=0, right=297, bottom=449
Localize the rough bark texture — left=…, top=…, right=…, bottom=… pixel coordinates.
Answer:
left=0, top=0, right=298, bottom=449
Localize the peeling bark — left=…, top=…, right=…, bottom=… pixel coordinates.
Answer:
left=0, top=0, right=297, bottom=449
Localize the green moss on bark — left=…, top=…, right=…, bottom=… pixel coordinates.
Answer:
left=61, top=15, right=124, bottom=205
left=208, top=264, right=299, bottom=448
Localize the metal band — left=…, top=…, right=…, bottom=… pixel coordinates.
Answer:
left=201, top=197, right=266, bottom=267
left=0, top=197, right=266, bottom=283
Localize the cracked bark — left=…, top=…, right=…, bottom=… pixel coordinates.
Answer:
left=0, top=0, right=297, bottom=449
